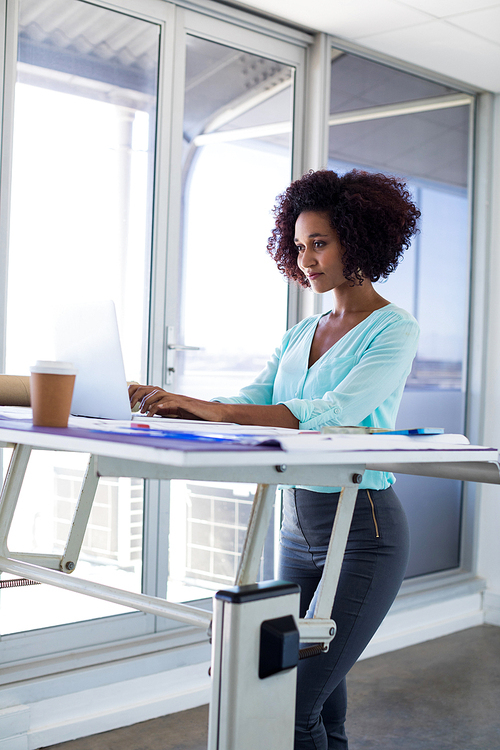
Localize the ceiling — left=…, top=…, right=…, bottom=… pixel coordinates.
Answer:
left=231, top=0, right=500, bottom=93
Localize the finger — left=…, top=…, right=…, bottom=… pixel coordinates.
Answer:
left=139, top=389, right=161, bottom=413
left=129, top=384, right=155, bottom=409
left=128, top=383, right=141, bottom=407
left=139, top=390, right=173, bottom=414
left=145, top=401, right=175, bottom=417
left=145, top=401, right=161, bottom=417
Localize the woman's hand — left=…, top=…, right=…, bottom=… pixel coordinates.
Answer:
left=128, top=384, right=224, bottom=421
left=128, top=384, right=299, bottom=428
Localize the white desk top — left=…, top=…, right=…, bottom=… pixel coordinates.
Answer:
left=0, top=407, right=497, bottom=470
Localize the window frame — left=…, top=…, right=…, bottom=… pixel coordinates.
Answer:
left=0, top=0, right=178, bottom=663
left=0, top=0, right=488, bottom=676
left=322, top=35, right=483, bottom=599
left=0, top=0, right=311, bottom=667
left=151, top=2, right=311, bottom=631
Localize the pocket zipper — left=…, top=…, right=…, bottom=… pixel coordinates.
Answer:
left=366, top=490, right=380, bottom=538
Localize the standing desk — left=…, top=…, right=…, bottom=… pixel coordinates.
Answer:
left=0, top=411, right=499, bottom=749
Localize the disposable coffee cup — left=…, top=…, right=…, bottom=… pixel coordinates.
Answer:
left=29, top=361, right=77, bottom=428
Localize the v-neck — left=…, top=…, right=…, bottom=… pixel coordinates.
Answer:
left=307, top=303, right=393, bottom=370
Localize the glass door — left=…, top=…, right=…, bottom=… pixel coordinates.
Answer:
left=0, top=0, right=161, bottom=634
left=165, top=23, right=303, bottom=602
left=171, top=35, right=294, bottom=399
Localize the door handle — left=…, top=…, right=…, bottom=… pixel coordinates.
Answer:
left=164, top=326, right=202, bottom=385
left=167, top=344, right=201, bottom=351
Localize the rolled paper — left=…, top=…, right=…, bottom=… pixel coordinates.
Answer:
left=0, top=375, right=31, bottom=406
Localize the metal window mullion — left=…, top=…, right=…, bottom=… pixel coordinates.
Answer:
left=464, top=93, right=494, bottom=577
left=140, top=3, right=178, bottom=617
left=147, top=5, right=186, bottom=625
left=466, top=93, right=492, bottom=449
left=302, top=33, right=331, bottom=174
left=0, top=0, right=19, bottom=373
left=140, top=478, right=170, bottom=604
left=284, top=24, right=310, bottom=329
left=147, top=2, right=178, bottom=389
left=298, top=32, right=332, bottom=321
left=458, top=96, right=478, bottom=575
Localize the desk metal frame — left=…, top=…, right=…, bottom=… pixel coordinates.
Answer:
left=1, top=425, right=498, bottom=642
left=0, top=421, right=499, bottom=748
left=0, top=439, right=369, bottom=643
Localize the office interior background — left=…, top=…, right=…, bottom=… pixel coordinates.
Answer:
left=0, top=0, right=500, bottom=746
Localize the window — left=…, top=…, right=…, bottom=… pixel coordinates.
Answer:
left=0, top=0, right=477, bottom=677
left=324, top=48, right=473, bottom=576
left=0, top=0, right=161, bottom=635
left=166, top=31, right=295, bottom=602
left=0, top=0, right=308, bottom=660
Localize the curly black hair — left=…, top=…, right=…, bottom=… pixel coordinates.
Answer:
left=267, top=169, right=420, bottom=287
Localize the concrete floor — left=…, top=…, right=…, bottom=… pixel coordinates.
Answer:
left=44, top=624, right=500, bottom=750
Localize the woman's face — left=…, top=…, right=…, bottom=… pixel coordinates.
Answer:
left=294, top=211, right=346, bottom=294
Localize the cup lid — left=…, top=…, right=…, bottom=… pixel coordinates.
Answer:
left=30, top=360, right=77, bottom=375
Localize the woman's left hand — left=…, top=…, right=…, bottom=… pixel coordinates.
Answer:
left=128, top=383, right=224, bottom=421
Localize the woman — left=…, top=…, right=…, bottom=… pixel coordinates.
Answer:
left=129, top=169, right=420, bottom=749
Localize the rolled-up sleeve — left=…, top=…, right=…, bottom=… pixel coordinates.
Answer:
left=278, top=317, right=419, bottom=431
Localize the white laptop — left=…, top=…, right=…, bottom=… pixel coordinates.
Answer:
left=51, top=302, right=290, bottom=431
left=54, top=300, right=133, bottom=420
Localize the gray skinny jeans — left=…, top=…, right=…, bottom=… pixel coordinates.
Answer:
left=278, top=486, right=410, bottom=750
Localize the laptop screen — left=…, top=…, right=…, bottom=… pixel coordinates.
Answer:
left=54, top=300, right=132, bottom=420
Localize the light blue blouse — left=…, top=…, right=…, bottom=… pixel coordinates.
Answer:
left=215, top=303, right=420, bottom=492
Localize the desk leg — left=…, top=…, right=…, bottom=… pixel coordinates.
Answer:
left=0, top=451, right=100, bottom=573
left=208, top=582, right=300, bottom=750
left=61, top=455, right=99, bottom=572
left=235, top=483, right=277, bottom=586
left=0, top=444, right=32, bottom=556
left=312, top=485, right=359, bottom=622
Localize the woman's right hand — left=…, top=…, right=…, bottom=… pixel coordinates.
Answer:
left=128, top=384, right=299, bottom=427
left=129, top=384, right=171, bottom=416
left=128, top=383, right=224, bottom=420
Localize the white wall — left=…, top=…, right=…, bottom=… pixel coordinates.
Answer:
left=0, top=635, right=211, bottom=750
left=476, top=92, right=500, bottom=626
